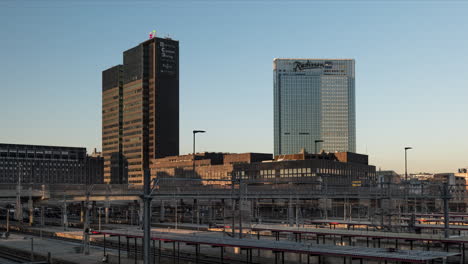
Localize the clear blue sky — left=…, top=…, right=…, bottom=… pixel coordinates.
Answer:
left=1, top=0, right=467, bottom=174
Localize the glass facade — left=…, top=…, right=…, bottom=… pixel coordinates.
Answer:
left=274, top=59, right=356, bottom=155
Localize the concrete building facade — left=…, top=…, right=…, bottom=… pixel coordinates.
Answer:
left=0, top=143, right=103, bottom=184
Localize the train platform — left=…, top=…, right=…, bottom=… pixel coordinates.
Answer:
left=0, top=233, right=107, bottom=264
left=0, top=222, right=463, bottom=263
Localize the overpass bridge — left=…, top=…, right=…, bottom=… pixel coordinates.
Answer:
left=0, top=181, right=457, bottom=233
left=0, top=182, right=433, bottom=203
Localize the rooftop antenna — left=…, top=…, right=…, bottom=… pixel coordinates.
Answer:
left=149, top=30, right=156, bottom=39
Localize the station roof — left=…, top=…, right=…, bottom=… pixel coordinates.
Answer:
left=307, top=219, right=468, bottom=231
left=249, top=224, right=468, bottom=244
left=94, top=229, right=458, bottom=263
left=402, top=213, right=468, bottom=218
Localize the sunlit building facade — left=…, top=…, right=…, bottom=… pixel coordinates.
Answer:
left=274, top=59, right=356, bottom=155
left=102, top=36, right=179, bottom=184
left=150, top=151, right=375, bottom=187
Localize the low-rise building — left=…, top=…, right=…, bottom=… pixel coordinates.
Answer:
left=150, top=150, right=376, bottom=189
left=404, top=173, right=467, bottom=212
left=432, top=173, right=466, bottom=211
left=0, top=143, right=103, bottom=184
left=376, top=170, right=401, bottom=188
left=455, top=168, right=468, bottom=183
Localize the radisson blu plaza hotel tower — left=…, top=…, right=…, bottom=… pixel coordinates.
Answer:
left=273, top=59, right=356, bottom=155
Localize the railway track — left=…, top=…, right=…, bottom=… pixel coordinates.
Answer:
left=0, top=247, right=36, bottom=263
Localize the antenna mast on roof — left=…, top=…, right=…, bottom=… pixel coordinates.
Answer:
left=149, top=30, right=156, bottom=39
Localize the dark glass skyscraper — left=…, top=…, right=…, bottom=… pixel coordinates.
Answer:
left=102, top=36, right=179, bottom=184
left=102, top=65, right=127, bottom=184
left=274, top=59, right=356, bottom=156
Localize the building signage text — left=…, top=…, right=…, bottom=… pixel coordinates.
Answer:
left=158, top=41, right=177, bottom=76
left=293, top=61, right=333, bottom=71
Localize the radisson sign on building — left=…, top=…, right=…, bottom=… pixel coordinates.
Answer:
left=273, top=59, right=356, bottom=155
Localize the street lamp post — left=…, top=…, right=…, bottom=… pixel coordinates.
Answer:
left=192, top=130, right=206, bottom=176
left=404, top=147, right=412, bottom=181
left=404, top=147, right=413, bottom=215
left=314, top=140, right=324, bottom=154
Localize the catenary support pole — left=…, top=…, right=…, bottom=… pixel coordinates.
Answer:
left=443, top=182, right=451, bottom=238
left=30, top=237, right=34, bottom=262
left=6, top=208, right=10, bottom=233
left=143, top=169, right=153, bottom=264
left=118, top=235, right=121, bottom=264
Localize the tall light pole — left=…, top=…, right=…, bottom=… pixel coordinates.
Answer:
left=192, top=130, right=206, bottom=176
left=404, top=147, right=412, bottom=181
left=314, top=140, right=324, bottom=154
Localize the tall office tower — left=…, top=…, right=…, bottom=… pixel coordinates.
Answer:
left=102, top=65, right=127, bottom=184
left=102, top=36, right=179, bottom=184
left=273, top=59, right=356, bottom=156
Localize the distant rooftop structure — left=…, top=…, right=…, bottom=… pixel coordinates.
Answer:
left=90, top=148, right=102, bottom=158
left=411, top=172, right=434, bottom=180
left=274, top=150, right=369, bottom=165
left=376, top=170, right=401, bottom=186
left=152, top=152, right=273, bottom=167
